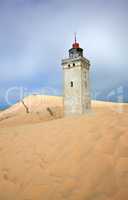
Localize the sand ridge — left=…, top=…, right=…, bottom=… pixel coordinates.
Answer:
left=0, top=95, right=63, bottom=127
left=0, top=95, right=127, bottom=128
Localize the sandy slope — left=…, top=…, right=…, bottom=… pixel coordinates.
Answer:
left=0, top=96, right=128, bottom=200
left=0, top=95, right=63, bottom=127
left=0, top=95, right=63, bottom=116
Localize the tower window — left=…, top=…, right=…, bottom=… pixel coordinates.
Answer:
left=73, top=63, right=75, bottom=66
left=70, top=81, right=73, bottom=87
left=85, top=81, right=87, bottom=88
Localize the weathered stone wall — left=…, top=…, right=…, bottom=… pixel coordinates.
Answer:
left=62, top=57, right=91, bottom=116
left=81, top=64, right=91, bottom=111
left=64, top=66, right=82, bottom=115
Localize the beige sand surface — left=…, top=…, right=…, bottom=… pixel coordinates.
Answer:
left=0, top=95, right=63, bottom=115
left=0, top=95, right=63, bottom=127
left=0, top=96, right=128, bottom=200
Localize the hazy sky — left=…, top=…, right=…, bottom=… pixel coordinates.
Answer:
left=0, top=0, right=128, bottom=105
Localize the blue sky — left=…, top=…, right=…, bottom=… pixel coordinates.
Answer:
left=0, top=0, right=128, bottom=107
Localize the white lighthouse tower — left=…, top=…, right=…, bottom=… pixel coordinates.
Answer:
left=62, top=35, right=91, bottom=116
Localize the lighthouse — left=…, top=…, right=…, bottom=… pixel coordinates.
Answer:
left=62, top=35, right=91, bottom=116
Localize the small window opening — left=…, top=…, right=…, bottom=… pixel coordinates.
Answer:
left=73, top=63, right=75, bottom=66
left=71, top=81, right=73, bottom=87
left=68, top=64, right=70, bottom=68
left=85, top=81, right=87, bottom=88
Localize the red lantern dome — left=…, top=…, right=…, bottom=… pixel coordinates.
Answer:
left=69, top=33, right=83, bottom=58
left=72, top=33, right=80, bottom=48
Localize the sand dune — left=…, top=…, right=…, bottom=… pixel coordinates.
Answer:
left=0, top=95, right=63, bottom=127
left=0, top=95, right=63, bottom=115
left=0, top=95, right=127, bottom=128
left=0, top=96, right=128, bottom=200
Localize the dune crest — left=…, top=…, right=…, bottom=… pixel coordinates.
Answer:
left=0, top=95, right=63, bottom=127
